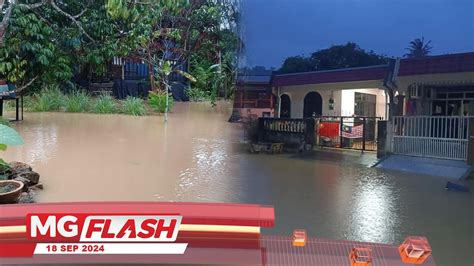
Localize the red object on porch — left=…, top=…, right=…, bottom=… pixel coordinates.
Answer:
left=319, top=122, right=340, bottom=138
left=398, top=236, right=432, bottom=264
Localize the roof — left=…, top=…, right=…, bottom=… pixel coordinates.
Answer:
left=272, top=65, right=390, bottom=87
left=398, top=52, right=474, bottom=76
left=237, top=75, right=272, bottom=85
left=271, top=52, right=474, bottom=87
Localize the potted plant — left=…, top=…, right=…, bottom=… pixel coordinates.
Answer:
left=0, top=180, right=24, bottom=203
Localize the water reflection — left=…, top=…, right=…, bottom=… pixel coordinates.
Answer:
left=349, top=173, right=398, bottom=243
left=7, top=119, right=59, bottom=166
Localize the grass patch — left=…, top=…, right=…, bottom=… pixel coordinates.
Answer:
left=122, top=97, right=147, bottom=116
left=93, top=94, right=117, bottom=114
left=30, top=85, right=65, bottom=112
left=64, top=90, right=92, bottom=113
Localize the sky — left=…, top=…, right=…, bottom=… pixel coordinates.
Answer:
left=241, top=0, right=474, bottom=68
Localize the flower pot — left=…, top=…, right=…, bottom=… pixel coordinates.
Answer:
left=0, top=80, right=7, bottom=85
left=0, top=180, right=24, bottom=204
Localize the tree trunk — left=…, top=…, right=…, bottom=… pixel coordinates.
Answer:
left=147, top=48, right=155, bottom=91
left=0, top=1, right=14, bottom=46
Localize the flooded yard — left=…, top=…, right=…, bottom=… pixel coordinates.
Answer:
left=3, top=102, right=473, bottom=266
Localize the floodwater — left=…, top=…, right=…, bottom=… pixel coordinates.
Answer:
left=3, top=102, right=474, bottom=266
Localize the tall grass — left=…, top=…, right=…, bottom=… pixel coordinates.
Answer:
left=93, top=94, right=117, bottom=114
left=30, top=86, right=65, bottom=112
left=64, top=90, right=92, bottom=113
left=122, top=97, right=147, bottom=116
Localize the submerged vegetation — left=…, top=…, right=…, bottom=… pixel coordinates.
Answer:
left=20, top=88, right=161, bottom=116
left=93, top=95, right=117, bottom=114
left=30, top=86, right=65, bottom=112
left=65, top=90, right=92, bottom=113
left=122, top=97, right=147, bottom=116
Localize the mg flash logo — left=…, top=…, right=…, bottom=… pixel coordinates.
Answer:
left=25, top=214, right=187, bottom=255
left=27, top=214, right=182, bottom=242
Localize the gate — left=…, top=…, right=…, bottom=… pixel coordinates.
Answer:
left=316, top=116, right=381, bottom=151
left=392, top=116, right=469, bottom=161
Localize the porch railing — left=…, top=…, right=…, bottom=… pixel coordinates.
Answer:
left=392, top=116, right=470, bottom=160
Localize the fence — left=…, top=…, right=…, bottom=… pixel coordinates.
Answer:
left=316, top=116, right=381, bottom=151
left=258, top=118, right=315, bottom=151
left=391, top=116, right=470, bottom=160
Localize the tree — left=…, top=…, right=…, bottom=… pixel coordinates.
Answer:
left=279, top=56, right=314, bottom=74
left=1, top=0, right=241, bottom=104
left=0, top=0, right=129, bottom=94
left=405, top=37, right=432, bottom=58
left=107, top=0, right=241, bottom=116
left=278, top=42, right=389, bottom=74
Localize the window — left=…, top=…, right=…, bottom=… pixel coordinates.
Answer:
left=354, top=92, right=376, bottom=117
left=409, top=85, right=422, bottom=98
left=448, top=93, right=464, bottom=99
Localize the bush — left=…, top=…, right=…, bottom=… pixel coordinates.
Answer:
left=148, top=91, right=173, bottom=113
left=64, top=90, right=92, bottom=113
left=30, top=85, right=65, bottom=112
left=185, top=87, right=210, bottom=101
left=93, top=94, right=117, bottom=114
left=122, top=97, right=147, bottom=116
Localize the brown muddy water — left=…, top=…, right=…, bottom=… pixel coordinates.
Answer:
left=3, top=102, right=474, bottom=266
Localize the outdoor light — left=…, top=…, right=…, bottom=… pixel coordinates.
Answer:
left=292, top=229, right=307, bottom=247
left=349, top=247, right=373, bottom=266
left=398, top=236, right=432, bottom=264
left=329, top=97, right=335, bottom=110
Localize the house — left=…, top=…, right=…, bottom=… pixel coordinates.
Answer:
left=272, top=65, right=389, bottom=119
left=231, top=72, right=275, bottom=121
left=271, top=52, right=474, bottom=120
left=236, top=52, right=474, bottom=162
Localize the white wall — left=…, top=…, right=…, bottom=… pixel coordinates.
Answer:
left=278, top=80, right=387, bottom=118
left=341, top=88, right=387, bottom=118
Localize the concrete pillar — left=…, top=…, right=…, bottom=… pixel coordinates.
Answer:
left=467, top=118, right=474, bottom=165
left=377, top=120, right=387, bottom=158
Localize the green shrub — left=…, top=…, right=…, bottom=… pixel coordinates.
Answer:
left=185, top=87, right=210, bottom=101
left=65, top=90, right=92, bottom=113
left=122, top=97, right=147, bottom=116
left=148, top=91, right=173, bottom=113
left=30, top=85, right=65, bottom=112
left=93, top=94, right=117, bottom=114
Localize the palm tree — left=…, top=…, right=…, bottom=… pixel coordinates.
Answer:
left=405, top=37, right=433, bottom=58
